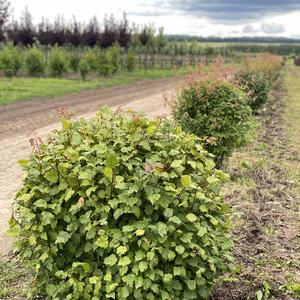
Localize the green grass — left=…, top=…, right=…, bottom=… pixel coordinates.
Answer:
left=0, top=254, right=30, bottom=298
left=284, top=61, right=300, bottom=154
left=0, top=69, right=187, bottom=105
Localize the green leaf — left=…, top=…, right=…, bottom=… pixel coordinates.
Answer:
left=148, top=194, right=161, bottom=204
left=34, top=199, right=47, bottom=209
left=18, top=159, right=28, bottom=167
left=140, top=140, right=151, bottom=151
left=139, top=261, right=148, bottom=272
left=62, top=117, right=70, bottom=129
left=175, top=245, right=185, bottom=255
left=187, top=280, right=196, bottom=290
left=95, top=236, right=109, bottom=248
left=174, top=266, right=185, bottom=277
left=117, top=245, right=127, bottom=255
left=55, top=231, right=71, bottom=244
left=256, top=290, right=263, bottom=300
left=107, top=152, right=118, bottom=168
left=180, top=175, right=192, bottom=188
left=170, top=160, right=182, bottom=168
left=104, top=167, right=113, bottom=180
left=157, top=222, right=168, bottom=237
left=135, top=229, right=145, bottom=236
left=222, top=240, right=234, bottom=251
left=41, top=211, right=54, bottom=225
left=45, top=170, right=58, bottom=184
left=122, top=225, right=134, bottom=232
left=5, top=227, right=20, bottom=238
left=65, top=189, right=74, bottom=201
left=163, top=274, right=173, bottom=283
left=186, top=213, right=197, bottom=222
left=118, top=256, right=131, bottom=266
left=104, top=254, right=117, bottom=266
left=135, top=250, right=145, bottom=261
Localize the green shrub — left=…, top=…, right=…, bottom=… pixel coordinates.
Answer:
left=78, top=55, right=90, bottom=80
left=69, top=53, right=81, bottom=73
left=97, top=50, right=112, bottom=76
left=0, top=44, right=22, bottom=77
left=24, top=45, right=45, bottom=76
left=49, top=45, right=68, bottom=77
left=10, top=106, right=233, bottom=300
left=85, top=48, right=98, bottom=71
left=235, top=71, right=270, bottom=112
left=126, top=49, right=136, bottom=72
left=171, top=78, right=251, bottom=167
left=109, top=43, right=121, bottom=74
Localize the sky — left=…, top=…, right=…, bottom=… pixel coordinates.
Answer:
left=8, top=0, right=300, bottom=38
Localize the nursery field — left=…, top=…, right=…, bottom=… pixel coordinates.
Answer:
left=0, top=69, right=187, bottom=105
left=0, top=60, right=299, bottom=299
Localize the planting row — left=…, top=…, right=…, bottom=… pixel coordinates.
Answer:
left=0, top=43, right=242, bottom=80
left=0, top=43, right=137, bottom=79
left=7, top=54, right=283, bottom=299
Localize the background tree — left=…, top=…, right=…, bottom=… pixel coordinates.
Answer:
left=0, top=0, right=11, bottom=41
left=18, top=6, right=35, bottom=45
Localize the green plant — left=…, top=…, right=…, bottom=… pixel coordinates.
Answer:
left=85, top=48, right=98, bottom=71
left=97, top=50, right=113, bottom=76
left=170, top=61, right=251, bottom=167
left=109, top=43, right=121, bottom=74
left=9, top=106, right=233, bottom=299
left=78, top=55, right=90, bottom=80
left=235, top=71, right=270, bottom=112
left=126, top=49, right=136, bottom=72
left=0, top=254, right=30, bottom=298
left=69, top=53, right=81, bottom=73
left=24, top=45, right=46, bottom=76
left=0, top=43, right=22, bottom=77
left=49, top=45, right=69, bottom=77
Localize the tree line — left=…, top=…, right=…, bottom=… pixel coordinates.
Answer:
left=0, top=1, right=165, bottom=49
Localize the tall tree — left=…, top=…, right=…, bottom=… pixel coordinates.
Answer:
left=0, top=0, right=10, bottom=41
left=19, top=6, right=35, bottom=45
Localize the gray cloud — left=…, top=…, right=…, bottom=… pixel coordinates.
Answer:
left=149, top=0, right=300, bottom=23
left=242, top=25, right=256, bottom=34
left=260, top=23, right=285, bottom=34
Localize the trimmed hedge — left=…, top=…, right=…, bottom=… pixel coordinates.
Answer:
left=171, top=79, right=251, bottom=168
left=9, top=106, right=233, bottom=300
left=235, top=71, right=270, bottom=112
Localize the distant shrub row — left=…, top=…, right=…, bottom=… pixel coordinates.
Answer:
left=0, top=43, right=136, bottom=79
left=169, top=54, right=283, bottom=167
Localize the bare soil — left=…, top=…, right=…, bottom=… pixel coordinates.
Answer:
left=212, top=78, right=300, bottom=299
left=0, top=77, right=180, bottom=255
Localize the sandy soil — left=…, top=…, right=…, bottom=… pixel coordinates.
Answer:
left=0, top=77, right=180, bottom=254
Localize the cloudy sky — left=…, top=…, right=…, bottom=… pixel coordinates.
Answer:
left=8, top=0, right=300, bottom=38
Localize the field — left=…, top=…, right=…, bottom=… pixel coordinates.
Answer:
left=0, top=56, right=299, bottom=299
left=0, top=69, right=187, bottom=105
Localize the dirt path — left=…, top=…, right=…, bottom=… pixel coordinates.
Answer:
left=0, top=77, right=180, bottom=254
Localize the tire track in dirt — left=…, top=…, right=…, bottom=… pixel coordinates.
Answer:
left=0, top=78, right=180, bottom=254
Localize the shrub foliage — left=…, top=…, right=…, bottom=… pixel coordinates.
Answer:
left=10, top=106, right=233, bottom=300
left=235, top=71, right=270, bottom=112
left=170, top=59, right=251, bottom=167
left=49, top=45, right=68, bottom=77
left=24, top=45, right=45, bottom=76
left=0, top=43, right=22, bottom=77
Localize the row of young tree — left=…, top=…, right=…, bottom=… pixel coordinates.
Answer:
left=0, top=43, right=136, bottom=79
left=0, top=1, right=166, bottom=49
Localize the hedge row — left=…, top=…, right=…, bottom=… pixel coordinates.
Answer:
left=7, top=54, right=283, bottom=299
left=0, top=43, right=136, bottom=79
left=170, top=54, right=283, bottom=167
